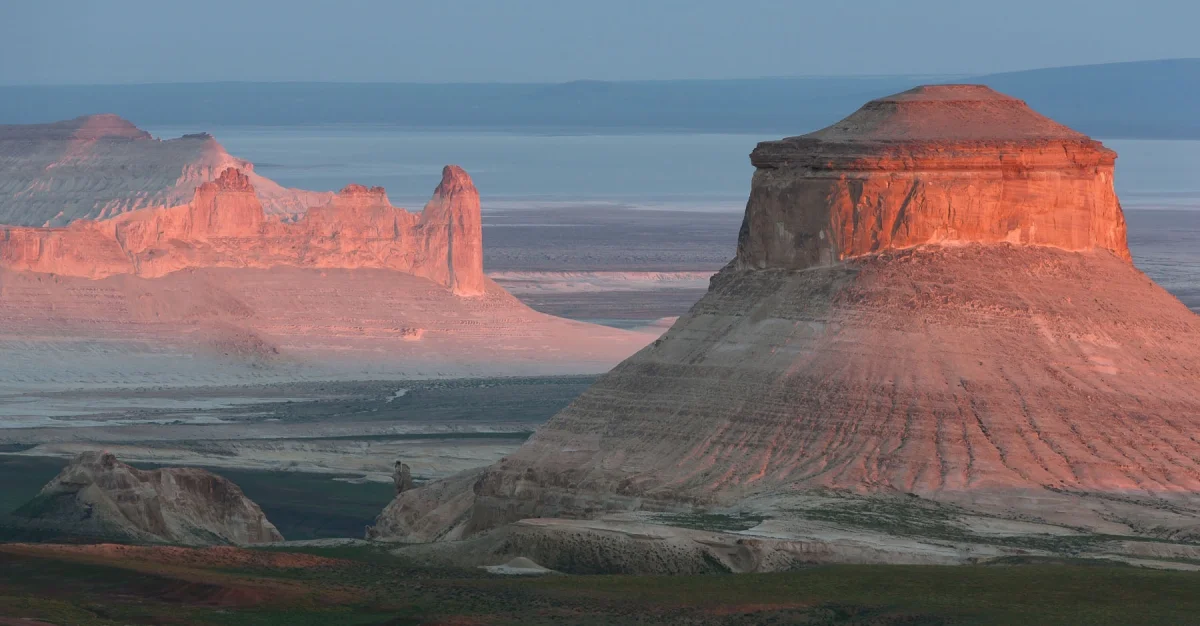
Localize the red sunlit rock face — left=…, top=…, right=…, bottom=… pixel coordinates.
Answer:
left=737, top=85, right=1129, bottom=269
left=370, top=85, right=1200, bottom=545
left=0, top=165, right=486, bottom=295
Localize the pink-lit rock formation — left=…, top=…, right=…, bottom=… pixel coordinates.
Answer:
left=0, top=114, right=330, bottom=227
left=0, top=165, right=486, bottom=295
left=0, top=134, right=655, bottom=384
left=0, top=264, right=655, bottom=387
left=371, top=86, right=1200, bottom=551
left=738, top=85, right=1129, bottom=270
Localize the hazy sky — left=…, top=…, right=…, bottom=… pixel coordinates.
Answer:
left=3, top=0, right=1198, bottom=84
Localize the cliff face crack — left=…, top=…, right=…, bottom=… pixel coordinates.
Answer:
left=889, top=178, right=921, bottom=244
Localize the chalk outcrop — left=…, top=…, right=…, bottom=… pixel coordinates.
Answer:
left=0, top=165, right=486, bottom=295
left=371, top=86, right=1200, bottom=549
left=10, top=452, right=281, bottom=545
left=0, top=114, right=330, bottom=226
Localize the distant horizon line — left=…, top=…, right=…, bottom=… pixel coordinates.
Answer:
left=2, top=57, right=1196, bottom=89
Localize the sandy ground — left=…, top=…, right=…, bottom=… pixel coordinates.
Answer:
left=0, top=377, right=590, bottom=482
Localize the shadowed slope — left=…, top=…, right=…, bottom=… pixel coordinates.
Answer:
left=8, top=452, right=281, bottom=545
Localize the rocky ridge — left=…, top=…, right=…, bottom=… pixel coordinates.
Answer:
left=371, top=85, right=1200, bottom=568
left=0, top=164, right=486, bottom=295
left=8, top=451, right=281, bottom=545
left=738, top=85, right=1129, bottom=270
left=0, top=114, right=331, bottom=226
left=0, top=161, right=652, bottom=387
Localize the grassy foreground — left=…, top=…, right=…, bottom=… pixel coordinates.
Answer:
left=0, top=542, right=1197, bottom=625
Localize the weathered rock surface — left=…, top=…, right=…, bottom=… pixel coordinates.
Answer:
left=370, top=86, right=1200, bottom=563
left=9, top=451, right=281, bottom=545
left=393, top=461, right=415, bottom=495
left=0, top=114, right=331, bottom=226
left=0, top=146, right=652, bottom=386
left=0, top=165, right=486, bottom=295
left=738, top=85, right=1129, bottom=270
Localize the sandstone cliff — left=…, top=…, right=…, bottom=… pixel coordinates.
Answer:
left=9, top=452, right=281, bottom=545
left=0, top=151, right=654, bottom=386
left=0, top=114, right=331, bottom=226
left=0, top=165, right=487, bottom=295
left=371, top=85, right=1200, bottom=548
left=738, top=85, right=1129, bottom=270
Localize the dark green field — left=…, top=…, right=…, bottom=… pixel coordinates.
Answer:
left=0, top=542, right=1198, bottom=625
left=0, top=455, right=394, bottom=541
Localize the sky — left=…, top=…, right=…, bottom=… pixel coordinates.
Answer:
left=2, top=0, right=1199, bottom=84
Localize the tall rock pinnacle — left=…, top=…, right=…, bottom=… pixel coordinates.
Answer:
left=418, top=165, right=486, bottom=296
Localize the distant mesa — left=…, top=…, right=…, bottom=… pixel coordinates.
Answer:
left=371, top=86, right=1200, bottom=561
left=740, top=84, right=1129, bottom=270
left=0, top=164, right=486, bottom=295
left=8, top=452, right=281, bottom=546
left=0, top=116, right=653, bottom=384
left=0, top=114, right=331, bottom=226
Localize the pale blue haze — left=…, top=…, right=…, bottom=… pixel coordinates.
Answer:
left=2, top=0, right=1200, bottom=84
left=142, top=126, right=1200, bottom=213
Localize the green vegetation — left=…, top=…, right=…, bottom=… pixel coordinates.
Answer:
left=654, top=512, right=765, bottom=532
left=3, top=543, right=1200, bottom=624
left=793, top=497, right=1200, bottom=556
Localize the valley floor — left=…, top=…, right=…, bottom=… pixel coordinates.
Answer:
left=0, top=376, right=591, bottom=532
left=1, top=542, right=1199, bottom=625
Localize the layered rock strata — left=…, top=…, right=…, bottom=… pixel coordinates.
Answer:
left=0, top=114, right=330, bottom=226
left=0, top=165, right=486, bottom=295
left=10, top=452, right=281, bottom=545
left=738, top=85, right=1128, bottom=269
left=372, top=85, right=1200, bottom=544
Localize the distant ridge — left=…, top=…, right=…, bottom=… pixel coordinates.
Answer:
left=977, top=58, right=1200, bottom=139
left=0, top=59, right=1195, bottom=138
left=0, top=114, right=331, bottom=226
